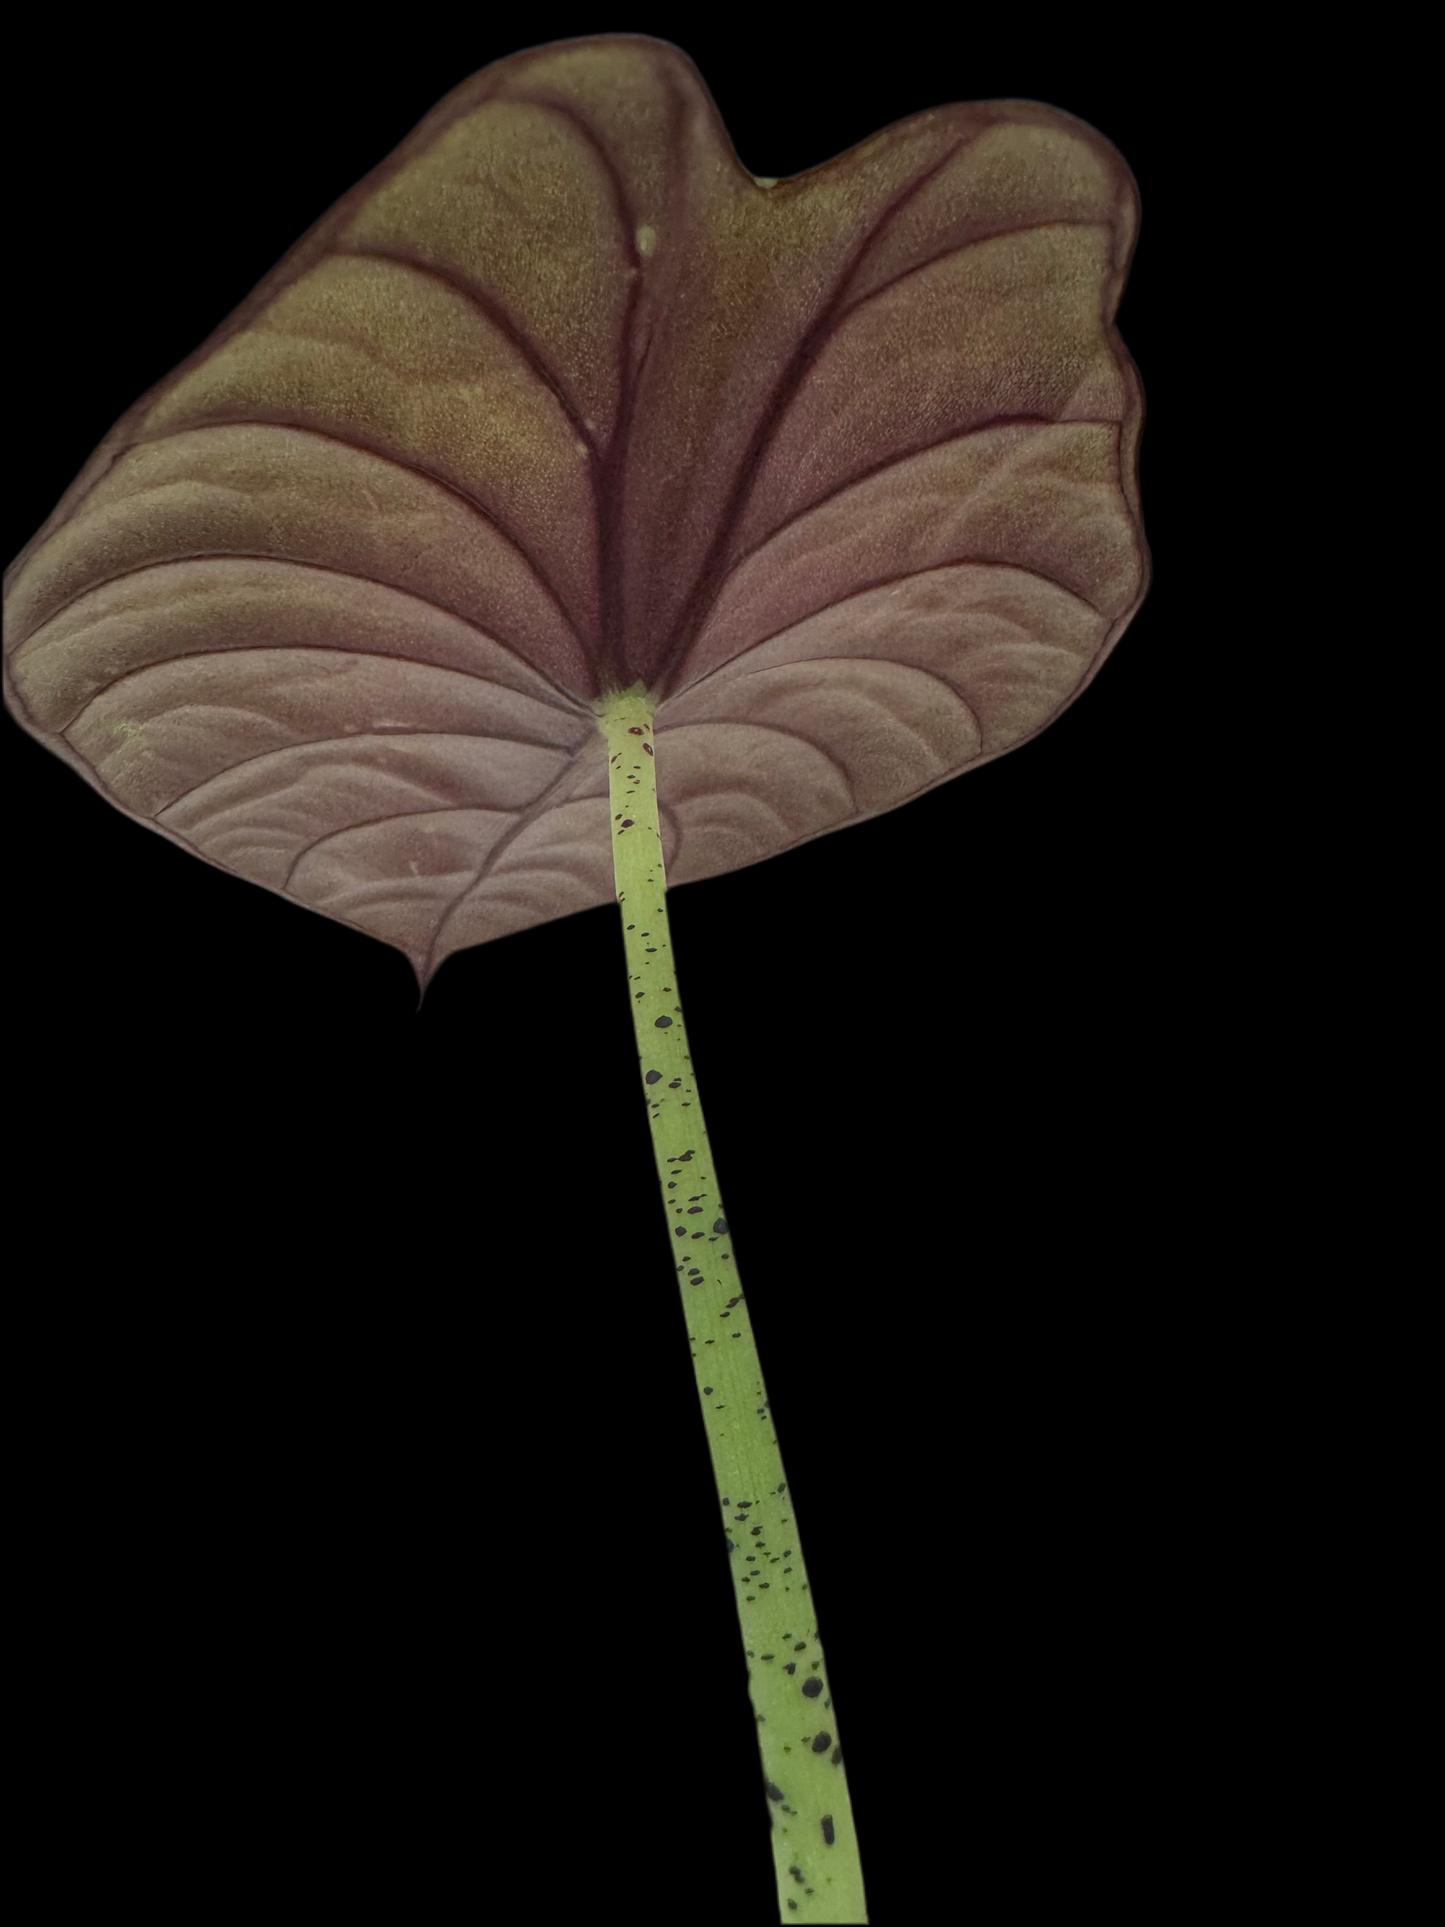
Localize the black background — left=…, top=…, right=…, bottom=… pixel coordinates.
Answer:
left=6, top=17, right=1238, bottom=1920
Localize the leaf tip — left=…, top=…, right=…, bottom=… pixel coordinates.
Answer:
left=411, top=953, right=434, bottom=1016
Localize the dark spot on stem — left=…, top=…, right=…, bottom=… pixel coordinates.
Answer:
left=802, top=1678, right=823, bottom=1699
left=811, top=1732, right=832, bottom=1754
left=654, top=1016, right=673, bottom=1028
left=821, top=1815, right=835, bottom=1847
left=765, top=1781, right=784, bottom=1803
left=645, top=1070, right=662, bottom=1084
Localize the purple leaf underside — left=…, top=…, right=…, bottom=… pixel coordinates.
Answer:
left=3, top=35, right=1148, bottom=988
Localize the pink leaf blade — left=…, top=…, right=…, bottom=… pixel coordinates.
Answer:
left=3, top=35, right=1148, bottom=987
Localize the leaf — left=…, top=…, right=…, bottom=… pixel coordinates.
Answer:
left=2, top=34, right=1147, bottom=990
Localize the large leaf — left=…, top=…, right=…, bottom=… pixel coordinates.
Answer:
left=2, top=34, right=1147, bottom=989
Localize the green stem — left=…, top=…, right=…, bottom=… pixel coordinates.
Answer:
left=595, top=682, right=868, bottom=1925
